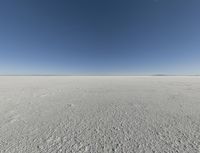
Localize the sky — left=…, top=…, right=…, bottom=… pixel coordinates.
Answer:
left=0, top=0, right=200, bottom=75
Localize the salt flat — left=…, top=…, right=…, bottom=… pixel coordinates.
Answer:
left=0, top=76, right=200, bottom=153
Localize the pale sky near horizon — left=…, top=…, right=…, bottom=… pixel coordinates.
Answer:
left=0, top=0, right=200, bottom=75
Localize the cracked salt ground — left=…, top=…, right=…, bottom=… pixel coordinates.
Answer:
left=0, top=76, right=200, bottom=152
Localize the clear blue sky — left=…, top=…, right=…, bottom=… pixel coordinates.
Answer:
left=0, top=0, right=200, bottom=75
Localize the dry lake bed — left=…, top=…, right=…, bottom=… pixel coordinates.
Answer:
left=0, top=76, right=200, bottom=153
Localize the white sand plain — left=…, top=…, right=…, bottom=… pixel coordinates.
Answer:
left=0, top=76, right=200, bottom=153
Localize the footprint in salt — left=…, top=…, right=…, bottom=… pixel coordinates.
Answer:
left=5, top=110, right=22, bottom=124
left=66, top=103, right=75, bottom=107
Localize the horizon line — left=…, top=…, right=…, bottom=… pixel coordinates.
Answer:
left=0, top=74, right=200, bottom=77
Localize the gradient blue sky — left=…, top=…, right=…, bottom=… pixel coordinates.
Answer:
left=0, top=0, right=200, bottom=75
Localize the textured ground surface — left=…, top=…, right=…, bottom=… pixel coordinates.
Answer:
left=0, top=76, right=200, bottom=153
